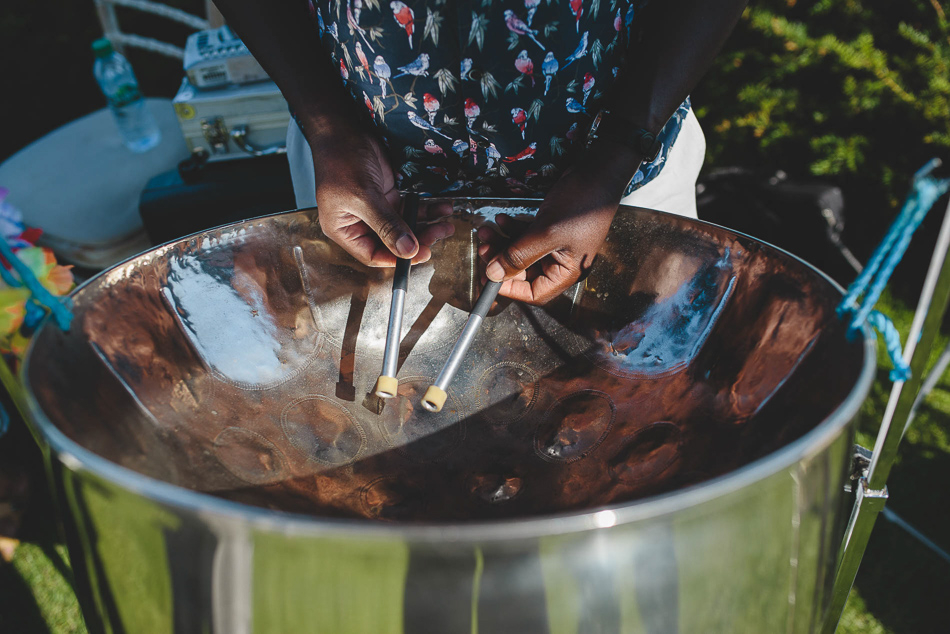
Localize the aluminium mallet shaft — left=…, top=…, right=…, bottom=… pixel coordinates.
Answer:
left=374, top=192, right=420, bottom=399
left=422, top=279, right=503, bottom=412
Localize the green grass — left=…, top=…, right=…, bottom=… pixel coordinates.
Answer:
left=251, top=534, right=410, bottom=634
left=839, top=589, right=890, bottom=634
left=2, top=288, right=947, bottom=633
left=2, top=542, right=84, bottom=633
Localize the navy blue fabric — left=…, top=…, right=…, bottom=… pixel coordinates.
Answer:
left=306, top=0, right=688, bottom=197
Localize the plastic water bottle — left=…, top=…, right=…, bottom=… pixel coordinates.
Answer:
left=92, top=38, right=161, bottom=153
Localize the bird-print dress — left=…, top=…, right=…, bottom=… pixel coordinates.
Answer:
left=305, top=0, right=689, bottom=197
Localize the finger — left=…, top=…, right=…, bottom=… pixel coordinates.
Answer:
left=352, top=205, right=448, bottom=265
left=475, top=221, right=518, bottom=263
left=494, top=213, right=531, bottom=236
left=478, top=217, right=542, bottom=267
left=476, top=226, right=507, bottom=257
left=420, top=199, right=454, bottom=220
left=345, top=227, right=422, bottom=268
left=477, top=240, right=502, bottom=264
left=319, top=192, right=416, bottom=267
left=480, top=263, right=528, bottom=284
left=480, top=214, right=526, bottom=241
left=368, top=242, right=433, bottom=267
left=410, top=245, right=432, bottom=264
left=361, top=191, right=420, bottom=260
left=392, top=193, right=452, bottom=252
left=476, top=225, right=499, bottom=244
left=485, top=224, right=559, bottom=282
left=326, top=215, right=397, bottom=267
left=477, top=240, right=533, bottom=273
left=371, top=230, right=436, bottom=266
left=499, top=258, right=579, bottom=305
left=417, top=219, right=455, bottom=248
left=478, top=215, right=532, bottom=265
left=366, top=243, right=400, bottom=267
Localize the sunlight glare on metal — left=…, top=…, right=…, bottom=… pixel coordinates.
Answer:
left=592, top=510, right=617, bottom=529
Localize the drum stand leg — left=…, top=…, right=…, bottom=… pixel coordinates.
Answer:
left=821, top=469, right=888, bottom=634
left=822, top=197, right=950, bottom=634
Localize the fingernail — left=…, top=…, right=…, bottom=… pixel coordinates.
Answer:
left=486, top=261, right=505, bottom=282
left=396, top=235, right=416, bottom=257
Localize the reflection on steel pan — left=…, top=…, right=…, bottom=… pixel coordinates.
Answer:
left=22, top=200, right=875, bottom=633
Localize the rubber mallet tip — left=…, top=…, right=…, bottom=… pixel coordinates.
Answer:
left=422, top=385, right=447, bottom=413
left=374, top=375, right=399, bottom=399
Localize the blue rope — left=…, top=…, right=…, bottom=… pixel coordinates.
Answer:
left=837, top=158, right=950, bottom=381
left=24, top=298, right=48, bottom=330
left=0, top=236, right=72, bottom=331
left=867, top=310, right=912, bottom=381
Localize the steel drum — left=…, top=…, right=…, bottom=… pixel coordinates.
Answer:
left=22, top=200, right=875, bottom=633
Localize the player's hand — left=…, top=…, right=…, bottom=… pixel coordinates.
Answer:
left=311, top=126, right=453, bottom=267
left=477, top=143, right=642, bottom=304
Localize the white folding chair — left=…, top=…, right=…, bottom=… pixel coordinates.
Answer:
left=93, top=0, right=221, bottom=59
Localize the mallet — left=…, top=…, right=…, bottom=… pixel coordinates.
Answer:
left=422, top=279, right=503, bottom=412
left=374, top=192, right=420, bottom=399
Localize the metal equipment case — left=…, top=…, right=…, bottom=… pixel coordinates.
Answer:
left=183, top=25, right=269, bottom=89
left=172, top=79, right=290, bottom=161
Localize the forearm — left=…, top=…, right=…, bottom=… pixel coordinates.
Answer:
left=213, top=0, right=359, bottom=143
left=608, top=0, right=749, bottom=133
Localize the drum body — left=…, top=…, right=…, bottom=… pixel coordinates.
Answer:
left=23, top=201, right=875, bottom=634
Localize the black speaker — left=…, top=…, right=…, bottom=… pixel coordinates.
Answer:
left=697, top=167, right=858, bottom=285
left=139, top=153, right=297, bottom=245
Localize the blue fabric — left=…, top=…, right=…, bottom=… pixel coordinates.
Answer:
left=0, top=236, right=72, bottom=332
left=624, top=97, right=691, bottom=195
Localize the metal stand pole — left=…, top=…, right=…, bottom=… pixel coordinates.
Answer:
left=822, top=198, right=950, bottom=634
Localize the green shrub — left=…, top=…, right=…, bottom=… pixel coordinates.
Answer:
left=697, top=0, right=950, bottom=208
